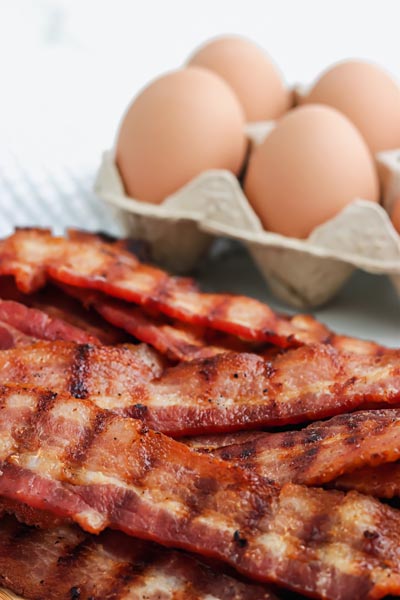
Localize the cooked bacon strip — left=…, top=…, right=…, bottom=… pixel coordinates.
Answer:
left=89, top=300, right=387, bottom=361
left=1, top=229, right=388, bottom=356
left=186, top=410, right=400, bottom=488
left=0, top=515, right=277, bottom=600
left=1, top=384, right=400, bottom=599
left=328, top=334, right=387, bottom=357
left=0, top=341, right=399, bottom=436
left=62, top=284, right=260, bottom=361
left=92, top=301, right=388, bottom=362
left=0, top=299, right=100, bottom=348
left=333, top=462, right=400, bottom=499
left=87, top=295, right=387, bottom=362
left=1, top=276, right=244, bottom=361
left=0, top=342, right=164, bottom=408
left=0, top=229, right=197, bottom=297
left=62, top=279, right=386, bottom=364
left=0, top=321, right=36, bottom=350
left=0, top=277, right=128, bottom=345
left=0, top=228, right=335, bottom=348
left=96, top=301, right=244, bottom=361
left=58, top=233, right=388, bottom=357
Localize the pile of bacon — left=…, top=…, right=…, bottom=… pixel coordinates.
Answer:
left=0, top=228, right=399, bottom=600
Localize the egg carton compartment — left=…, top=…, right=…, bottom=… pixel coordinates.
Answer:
left=95, top=140, right=400, bottom=308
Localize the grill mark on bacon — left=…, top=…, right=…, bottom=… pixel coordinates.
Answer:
left=69, top=344, right=91, bottom=399
left=13, top=389, right=58, bottom=453
left=0, top=515, right=278, bottom=600
left=197, top=355, right=220, bottom=384
left=67, top=411, right=112, bottom=466
left=184, top=474, right=221, bottom=520
left=0, top=385, right=400, bottom=598
left=55, top=537, right=88, bottom=570
left=0, top=341, right=399, bottom=436
left=105, top=562, right=147, bottom=599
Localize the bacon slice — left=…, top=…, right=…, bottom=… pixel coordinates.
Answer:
left=63, top=284, right=261, bottom=361
left=87, top=296, right=387, bottom=361
left=1, top=229, right=388, bottom=356
left=96, top=302, right=246, bottom=362
left=0, top=228, right=335, bottom=348
left=0, top=277, right=129, bottom=345
left=0, top=299, right=101, bottom=348
left=60, top=276, right=386, bottom=362
left=0, top=342, right=164, bottom=407
left=333, top=462, right=400, bottom=499
left=0, top=341, right=399, bottom=436
left=0, top=515, right=277, bottom=600
left=1, top=384, right=400, bottom=599
left=186, top=410, right=400, bottom=488
left=0, top=321, right=37, bottom=350
left=327, top=334, right=387, bottom=357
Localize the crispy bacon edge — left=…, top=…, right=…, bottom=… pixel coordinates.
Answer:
left=185, top=409, right=400, bottom=489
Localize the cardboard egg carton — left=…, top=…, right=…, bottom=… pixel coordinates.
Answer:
left=95, top=136, right=400, bottom=308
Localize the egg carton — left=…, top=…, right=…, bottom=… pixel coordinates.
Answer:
left=95, top=137, right=400, bottom=308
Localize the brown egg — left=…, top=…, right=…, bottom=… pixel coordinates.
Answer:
left=392, top=198, right=400, bottom=234
left=187, top=36, right=290, bottom=122
left=116, top=67, right=247, bottom=204
left=302, top=60, right=400, bottom=153
left=244, top=104, right=379, bottom=238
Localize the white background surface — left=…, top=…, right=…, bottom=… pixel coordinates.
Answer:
left=0, top=0, right=398, bottom=346
left=1, top=0, right=400, bottom=161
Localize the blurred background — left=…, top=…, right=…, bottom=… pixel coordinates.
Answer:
left=0, top=0, right=398, bottom=343
left=1, top=0, right=400, bottom=164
